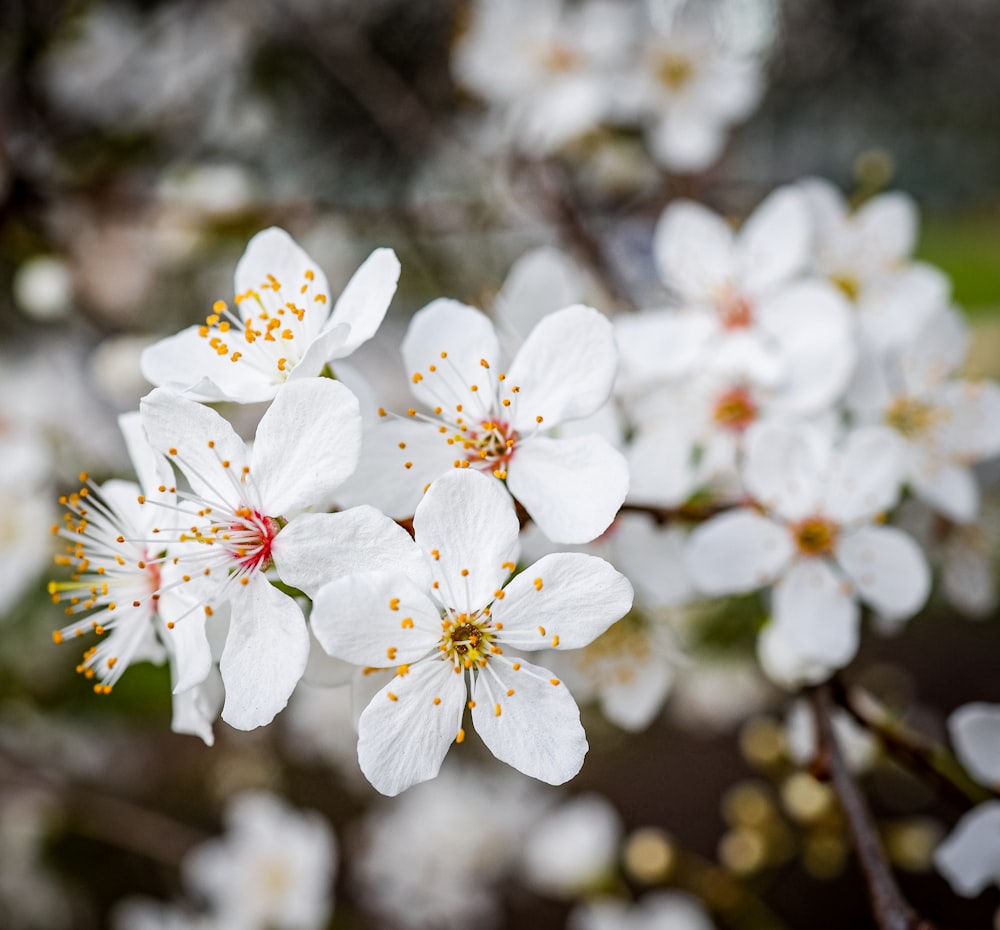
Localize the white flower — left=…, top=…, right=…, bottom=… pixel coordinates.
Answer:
left=182, top=791, right=336, bottom=930
left=849, top=308, right=1000, bottom=524
left=453, top=0, right=632, bottom=155
left=624, top=0, right=765, bottom=173
left=799, top=177, right=950, bottom=353
left=311, top=468, right=633, bottom=794
left=687, top=423, right=930, bottom=685
left=345, top=299, right=628, bottom=543
left=569, top=891, right=717, bottom=930
left=520, top=793, right=623, bottom=898
left=785, top=698, right=877, bottom=774
left=654, top=187, right=857, bottom=414
left=934, top=704, right=1000, bottom=896
left=139, top=378, right=422, bottom=729
left=353, top=761, right=551, bottom=929
left=142, top=227, right=399, bottom=404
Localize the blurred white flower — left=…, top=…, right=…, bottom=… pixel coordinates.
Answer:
left=784, top=698, right=878, bottom=774
left=183, top=792, right=336, bottom=930
left=520, top=793, right=623, bottom=898
left=353, top=762, right=551, bottom=929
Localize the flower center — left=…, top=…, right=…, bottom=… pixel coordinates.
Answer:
left=885, top=396, right=939, bottom=440
left=830, top=272, right=861, bottom=303
left=657, top=53, right=694, bottom=91
left=464, top=420, right=519, bottom=479
left=180, top=508, right=283, bottom=573
left=542, top=41, right=580, bottom=74
left=198, top=268, right=329, bottom=381
left=440, top=612, right=495, bottom=669
left=712, top=386, right=758, bottom=433
left=717, top=290, right=754, bottom=330
left=792, top=516, right=839, bottom=557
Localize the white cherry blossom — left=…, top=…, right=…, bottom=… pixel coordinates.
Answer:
left=570, top=891, right=717, bottom=930
left=310, top=468, right=633, bottom=795
left=343, top=299, right=628, bottom=544
left=142, top=227, right=400, bottom=404
left=139, top=378, right=422, bottom=730
left=687, top=422, right=930, bottom=684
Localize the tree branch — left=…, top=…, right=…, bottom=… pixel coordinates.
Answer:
left=810, top=682, right=939, bottom=930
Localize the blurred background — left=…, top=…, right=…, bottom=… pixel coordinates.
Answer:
left=1, top=0, right=999, bottom=928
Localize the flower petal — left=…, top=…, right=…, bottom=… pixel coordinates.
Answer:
left=472, top=657, right=587, bottom=785
left=909, top=462, right=979, bottom=524
left=413, top=468, right=520, bottom=612
left=743, top=422, right=824, bottom=521
left=949, top=703, right=1000, bottom=789
left=836, top=525, right=930, bottom=622
left=653, top=199, right=734, bottom=300
left=506, top=434, right=628, bottom=544
left=736, top=186, right=812, bottom=296
left=357, top=658, right=466, bottom=796
left=273, top=506, right=430, bottom=598
left=822, top=426, right=903, bottom=524
left=494, top=247, right=584, bottom=345
left=686, top=510, right=794, bottom=596
left=234, top=227, right=331, bottom=322
left=140, top=387, right=248, bottom=503
left=401, top=299, right=500, bottom=414
left=493, top=552, right=633, bottom=651
left=250, top=378, right=361, bottom=514
left=771, top=559, right=859, bottom=669
left=934, top=801, right=1000, bottom=897
left=326, top=247, right=401, bottom=357
left=507, top=305, right=617, bottom=430
left=310, top=570, right=440, bottom=667
left=219, top=573, right=310, bottom=730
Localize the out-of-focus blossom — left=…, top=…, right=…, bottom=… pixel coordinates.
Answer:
left=519, top=793, right=623, bottom=898
left=800, top=178, right=950, bottom=353
left=849, top=308, right=1000, bottom=524
left=569, top=890, right=717, bottom=930
left=453, top=0, right=633, bottom=155
left=688, top=423, right=930, bottom=686
left=784, top=698, right=878, bottom=773
left=345, top=298, right=628, bottom=543
left=183, top=791, right=336, bottom=930
left=934, top=704, right=1000, bottom=896
left=353, top=762, right=551, bottom=929
left=311, top=468, right=633, bottom=794
left=142, top=228, right=400, bottom=404
left=621, top=0, right=765, bottom=173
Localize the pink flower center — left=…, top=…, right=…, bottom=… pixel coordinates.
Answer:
left=792, top=516, right=839, bottom=557
left=718, top=291, right=755, bottom=330
left=712, top=386, right=758, bottom=433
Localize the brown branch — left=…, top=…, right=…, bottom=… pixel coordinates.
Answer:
left=832, top=679, right=991, bottom=811
left=514, top=157, right=638, bottom=312
left=810, top=683, right=939, bottom=930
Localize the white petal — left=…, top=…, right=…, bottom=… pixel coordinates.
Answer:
left=822, top=426, right=903, bottom=525
left=909, top=463, right=979, bottom=524
left=507, top=434, right=629, bottom=544
left=949, top=704, right=1000, bottom=789
left=472, top=657, right=588, bottom=785
left=401, top=299, right=500, bottom=414
left=413, top=469, right=520, bottom=612
left=493, top=553, right=632, bottom=651
left=743, top=422, right=824, bottom=521
left=626, top=424, right=699, bottom=509
left=118, top=410, right=174, bottom=497
left=686, top=510, right=794, bottom=595
left=163, top=604, right=213, bottom=693
left=757, top=622, right=840, bottom=690
left=653, top=199, right=734, bottom=300
left=219, top=574, right=310, bottom=730
left=170, top=667, right=223, bottom=747
left=854, top=191, right=918, bottom=266
left=611, top=513, right=695, bottom=607
left=938, top=379, right=1000, bottom=462
left=736, top=186, right=812, bottom=295
left=494, top=247, right=584, bottom=345
left=507, top=305, right=617, bottom=430
left=615, top=310, right=715, bottom=392
left=900, top=307, right=969, bottom=391
left=647, top=112, right=727, bottom=175
left=310, top=571, right=440, bottom=667
left=250, top=378, right=361, bottom=514
left=140, top=326, right=280, bottom=403
left=140, top=387, right=247, bottom=503
left=326, top=247, right=400, bottom=357
left=836, top=525, right=930, bottom=622
left=234, top=227, right=331, bottom=319
left=273, top=507, right=429, bottom=598
left=357, top=658, right=466, bottom=796
left=598, top=657, right=674, bottom=733
left=934, top=802, right=1000, bottom=897
left=771, top=559, right=859, bottom=668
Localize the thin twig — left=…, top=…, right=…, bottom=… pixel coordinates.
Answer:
left=810, top=683, right=939, bottom=930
